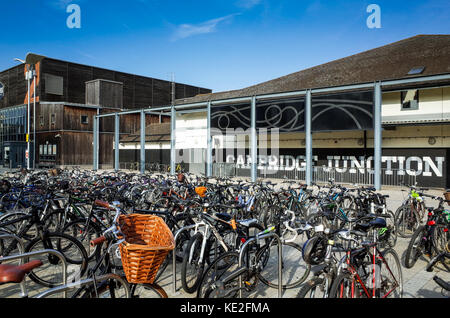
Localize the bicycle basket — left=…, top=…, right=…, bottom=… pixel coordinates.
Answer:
left=118, top=214, right=175, bottom=284
left=195, top=186, right=207, bottom=198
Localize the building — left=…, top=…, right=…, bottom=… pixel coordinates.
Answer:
left=118, top=35, right=449, bottom=187
left=0, top=57, right=211, bottom=169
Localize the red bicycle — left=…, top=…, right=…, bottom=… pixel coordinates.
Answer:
left=330, top=214, right=403, bottom=298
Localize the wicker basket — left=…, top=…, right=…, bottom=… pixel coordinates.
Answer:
left=118, top=214, right=175, bottom=284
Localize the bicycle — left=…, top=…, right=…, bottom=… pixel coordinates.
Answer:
left=180, top=202, right=265, bottom=294
left=0, top=204, right=89, bottom=288
left=404, top=196, right=450, bottom=269
left=395, top=185, right=430, bottom=238
left=329, top=214, right=403, bottom=298
left=71, top=200, right=169, bottom=298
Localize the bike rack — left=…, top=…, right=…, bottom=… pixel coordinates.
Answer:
left=238, top=232, right=283, bottom=298
left=0, top=248, right=68, bottom=298
left=35, top=273, right=131, bottom=298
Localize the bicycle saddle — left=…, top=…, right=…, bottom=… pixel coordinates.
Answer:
left=215, top=213, right=232, bottom=222
left=0, top=260, right=43, bottom=284
left=355, top=217, right=387, bottom=232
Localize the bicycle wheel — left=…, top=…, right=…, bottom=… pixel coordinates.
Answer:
left=154, top=214, right=193, bottom=283
left=0, top=211, right=38, bottom=242
left=378, top=210, right=398, bottom=249
left=433, top=224, right=449, bottom=255
left=395, top=205, right=420, bottom=238
left=329, top=272, right=366, bottom=298
left=24, top=232, right=89, bottom=288
left=181, top=232, right=206, bottom=294
left=257, top=241, right=310, bottom=289
left=79, top=278, right=130, bottom=298
left=379, top=248, right=403, bottom=298
left=404, top=225, right=427, bottom=268
left=297, top=277, right=326, bottom=298
left=197, top=251, right=242, bottom=298
left=62, top=219, right=102, bottom=261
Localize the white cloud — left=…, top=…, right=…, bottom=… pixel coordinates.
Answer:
left=47, top=0, right=81, bottom=10
left=171, top=13, right=240, bottom=41
left=236, top=0, right=262, bottom=9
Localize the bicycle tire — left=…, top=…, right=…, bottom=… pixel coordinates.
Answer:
left=79, top=279, right=130, bottom=298
left=24, top=232, right=89, bottom=288
left=62, top=219, right=103, bottom=261
left=404, top=225, right=427, bottom=268
left=197, top=251, right=241, bottom=298
left=181, top=232, right=206, bottom=294
left=329, top=271, right=366, bottom=298
left=395, top=205, right=420, bottom=238
left=432, top=224, right=449, bottom=255
left=297, top=277, right=326, bottom=298
left=257, top=241, right=310, bottom=289
left=379, top=248, right=403, bottom=298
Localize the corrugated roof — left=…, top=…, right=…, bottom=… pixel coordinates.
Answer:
left=175, top=35, right=450, bottom=104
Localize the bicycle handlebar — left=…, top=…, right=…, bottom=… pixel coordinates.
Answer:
left=94, top=199, right=114, bottom=210
left=90, top=236, right=107, bottom=247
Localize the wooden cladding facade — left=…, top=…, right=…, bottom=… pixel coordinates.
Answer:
left=0, top=64, right=27, bottom=109
left=39, top=58, right=211, bottom=109
left=0, top=56, right=210, bottom=167
left=1, top=57, right=211, bottom=111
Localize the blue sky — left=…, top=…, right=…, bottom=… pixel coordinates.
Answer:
left=1, top=0, right=449, bottom=92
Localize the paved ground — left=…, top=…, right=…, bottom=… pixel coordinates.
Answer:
left=0, top=177, right=448, bottom=298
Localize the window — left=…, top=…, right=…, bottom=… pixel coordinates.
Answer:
left=44, top=73, right=64, bottom=95
left=81, top=115, right=89, bottom=125
left=401, top=90, right=419, bottom=111
left=407, top=67, right=425, bottom=75
left=50, top=113, right=56, bottom=125
left=39, top=116, right=44, bottom=127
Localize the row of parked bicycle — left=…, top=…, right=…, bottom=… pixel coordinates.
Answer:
left=0, top=168, right=448, bottom=298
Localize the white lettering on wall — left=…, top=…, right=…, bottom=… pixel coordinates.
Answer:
left=227, top=155, right=445, bottom=178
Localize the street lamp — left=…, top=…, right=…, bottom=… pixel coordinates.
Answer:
left=14, top=53, right=46, bottom=170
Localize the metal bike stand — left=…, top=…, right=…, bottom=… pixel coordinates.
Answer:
left=35, top=273, right=131, bottom=298
left=0, top=234, right=26, bottom=296
left=238, top=233, right=283, bottom=298
left=172, top=223, right=206, bottom=294
left=0, top=249, right=68, bottom=298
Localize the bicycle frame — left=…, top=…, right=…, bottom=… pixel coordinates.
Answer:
left=337, top=238, right=400, bottom=298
